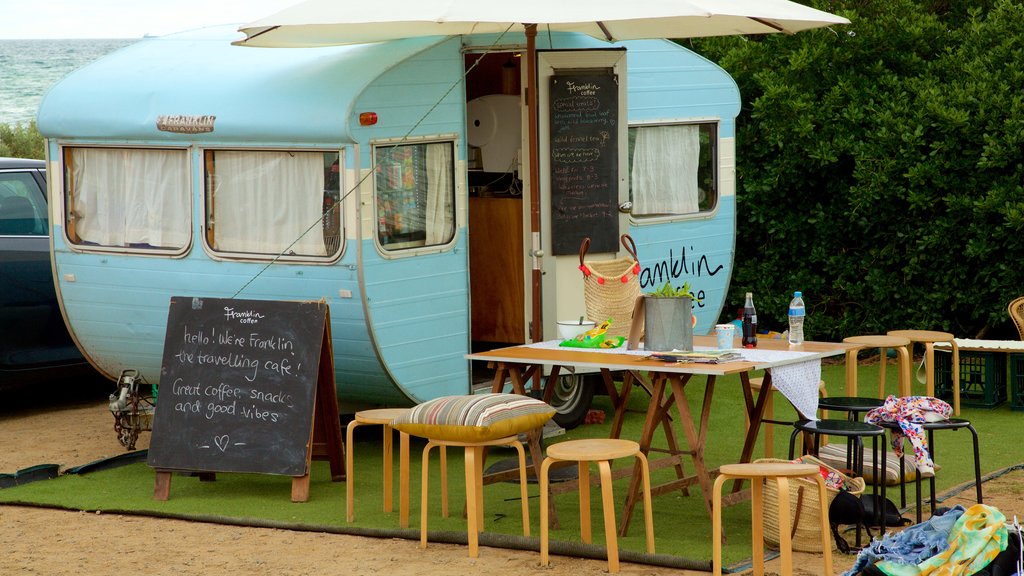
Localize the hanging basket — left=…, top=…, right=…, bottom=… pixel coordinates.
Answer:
left=578, top=235, right=640, bottom=338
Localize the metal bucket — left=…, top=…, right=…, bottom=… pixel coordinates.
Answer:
left=644, top=296, right=694, bottom=352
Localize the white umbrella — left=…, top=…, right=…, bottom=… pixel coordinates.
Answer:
left=236, top=0, right=850, bottom=343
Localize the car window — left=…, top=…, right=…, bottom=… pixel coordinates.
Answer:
left=0, top=171, right=47, bottom=236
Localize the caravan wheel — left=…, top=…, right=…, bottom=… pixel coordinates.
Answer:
left=549, top=373, right=597, bottom=430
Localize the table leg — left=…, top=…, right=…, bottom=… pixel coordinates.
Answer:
left=669, top=374, right=717, bottom=518
left=618, top=374, right=672, bottom=536
left=609, top=370, right=637, bottom=439
left=735, top=371, right=773, bottom=494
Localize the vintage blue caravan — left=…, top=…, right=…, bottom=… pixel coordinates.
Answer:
left=38, top=26, right=740, bottom=424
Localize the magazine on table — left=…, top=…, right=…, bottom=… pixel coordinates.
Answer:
left=647, top=349, right=744, bottom=363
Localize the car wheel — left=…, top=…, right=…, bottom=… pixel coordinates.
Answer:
left=549, top=373, right=596, bottom=430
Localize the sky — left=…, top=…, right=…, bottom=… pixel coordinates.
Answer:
left=0, top=0, right=301, bottom=39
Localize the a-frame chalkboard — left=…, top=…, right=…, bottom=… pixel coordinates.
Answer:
left=147, top=297, right=344, bottom=502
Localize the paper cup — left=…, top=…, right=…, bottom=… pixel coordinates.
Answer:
left=715, top=324, right=735, bottom=349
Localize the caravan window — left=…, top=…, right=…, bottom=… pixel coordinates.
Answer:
left=628, top=123, right=717, bottom=217
left=63, top=147, right=190, bottom=251
left=203, top=150, right=342, bottom=260
left=373, top=140, right=456, bottom=251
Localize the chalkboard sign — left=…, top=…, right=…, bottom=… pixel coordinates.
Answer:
left=549, top=71, right=619, bottom=255
left=148, top=297, right=337, bottom=479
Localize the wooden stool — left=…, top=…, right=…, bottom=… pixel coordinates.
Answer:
left=345, top=408, right=418, bottom=526
left=887, top=330, right=961, bottom=415
left=419, top=435, right=529, bottom=558
left=540, top=439, right=654, bottom=574
left=712, top=462, right=833, bottom=576
left=842, top=335, right=912, bottom=398
left=744, top=377, right=828, bottom=458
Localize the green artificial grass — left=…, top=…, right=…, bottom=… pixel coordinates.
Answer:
left=1, top=358, right=1019, bottom=569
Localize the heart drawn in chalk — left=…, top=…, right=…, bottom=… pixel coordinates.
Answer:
left=214, top=435, right=230, bottom=452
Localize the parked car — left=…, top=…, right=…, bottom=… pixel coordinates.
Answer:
left=0, top=157, right=100, bottom=392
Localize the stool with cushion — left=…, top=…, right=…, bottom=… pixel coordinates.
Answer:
left=391, top=393, right=555, bottom=558
left=744, top=376, right=828, bottom=458
left=712, top=462, right=833, bottom=576
left=540, top=438, right=654, bottom=574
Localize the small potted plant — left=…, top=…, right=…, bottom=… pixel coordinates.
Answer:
left=644, top=281, right=697, bottom=351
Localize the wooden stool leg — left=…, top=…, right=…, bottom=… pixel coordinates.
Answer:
left=896, top=346, right=911, bottom=397
left=812, top=474, right=834, bottom=575
left=540, top=457, right=554, bottom=567
left=878, top=347, right=887, bottom=397
left=845, top=349, right=858, bottom=396
left=925, top=343, right=936, bottom=398
left=473, top=446, right=484, bottom=529
left=464, top=447, right=480, bottom=558
left=420, top=442, right=434, bottom=549
left=382, top=423, right=393, bottom=513
left=440, top=445, right=449, bottom=517
left=579, top=461, right=592, bottom=544
left=345, top=419, right=359, bottom=522
left=751, top=476, right=765, bottom=576
left=511, top=441, right=530, bottom=536
left=712, top=474, right=729, bottom=576
left=637, top=452, right=655, bottom=554
left=598, top=460, right=619, bottom=573
left=775, top=477, right=792, bottom=576
left=399, top=431, right=410, bottom=528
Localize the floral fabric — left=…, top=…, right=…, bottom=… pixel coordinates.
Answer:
left=864, top=396, right=952, bottom=475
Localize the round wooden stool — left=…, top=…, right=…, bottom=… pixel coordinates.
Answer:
left=540, top=438, right=654, bottom=574
left=419, top=435, right=529, bottom=558
left=345, top=408, right=417, bottom=526
left=712, top=462, right=833, bottom=576
left=887, top=329, right=961, bottom=415
left=743, top=377, right=828, bottom=458
left=843, top=335, right=913, bottom=398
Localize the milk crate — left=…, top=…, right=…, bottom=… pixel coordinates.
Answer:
left=934, top=349, right=1006, bottom=408
left=1010, top=353, right=1024, bottom=411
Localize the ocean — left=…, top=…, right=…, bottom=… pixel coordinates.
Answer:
left=0, top=39, right=137, bottom=127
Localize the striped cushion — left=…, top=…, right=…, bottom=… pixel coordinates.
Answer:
left=391, top=393, right=555, bottom=443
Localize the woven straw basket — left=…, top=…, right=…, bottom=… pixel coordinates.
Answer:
left=579, top=235, right=640, bottom=338
left=756, top=456, right=865, bottom=552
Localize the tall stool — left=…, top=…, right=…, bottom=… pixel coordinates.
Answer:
left=743, top=376, right=828, bottom=458
left=712, top=462, right=833, bottom=576
left=346, top=408, right=415, bottom=526
left=540, top=439, right=654, bottom=574
left=876, top=418, right=982, bottom=523
left=887, top=330, right=961, bottom=415
left=843, top=335, right=913, bottom=398
left=419, top=435, right=530, bottom=558
left=789, top=419, right=888, bottom=532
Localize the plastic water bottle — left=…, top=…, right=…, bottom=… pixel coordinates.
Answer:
left=788, top=291, right=805, bottom=346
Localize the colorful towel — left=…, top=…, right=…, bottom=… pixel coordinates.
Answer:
left=876, top=504, right=1008, bottom=576
left=865, top=396, right=952, bottom=475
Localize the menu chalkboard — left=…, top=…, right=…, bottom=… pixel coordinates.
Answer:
left=148, top=297, right=336, bottom=479
left=549, top=71, right=619, bottom=255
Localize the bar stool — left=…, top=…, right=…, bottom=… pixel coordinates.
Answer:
left=843, top=335, right=912, bottom=398
left=887, top=330, right=961, bottom=415
left=712, top=462, right=833, bottom=576
left=743, top=376, right=828, bottom=458
left=875, top=418, right=982, bottom=523
left=540, top=439, right=654, bottom=574
left=345, top=408, right=415, bottom=526
left=419, top=435, right=530, bottom=558
left=789, top=419, right=888, bottom=531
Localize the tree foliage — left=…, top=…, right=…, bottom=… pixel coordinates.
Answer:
left=0, top=121, right=44, bottom=160
left=688, top=0, right=1024, bottom=339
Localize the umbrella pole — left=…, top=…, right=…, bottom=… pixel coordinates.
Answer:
left=526, top=23, right=542, bottom=345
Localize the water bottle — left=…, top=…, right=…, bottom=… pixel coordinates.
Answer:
left=788, top=291, right=805, bottom=346
left=741, top=292, right=758, bottom=348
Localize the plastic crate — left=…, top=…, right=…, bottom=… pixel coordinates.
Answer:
left=934, top=349, right=1007, bottom=408
left=1010, top=353, right=1024, bottom=411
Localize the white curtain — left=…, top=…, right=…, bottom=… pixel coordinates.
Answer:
left=424, top=142, right=454, bottom=245
left=211, top=151, right=325, bottom=256
left=631, top=125, right=700, bottom=215
left=71, top=148, right=190, bottom=248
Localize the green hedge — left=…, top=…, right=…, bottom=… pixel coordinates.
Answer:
left=689, top=0, right=1024, bottom=340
